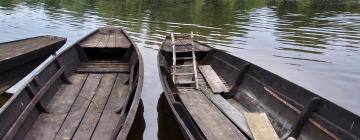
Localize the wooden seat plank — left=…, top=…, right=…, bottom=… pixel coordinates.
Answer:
left=107, top=34, right=116, bottom=48
left=115, top=33, right=130, bottom=48
left=24, top=74, right=88, bottom=140
left=97, top=35, right=110, bottom=48
left=91, top=74, right=129, bottom=140
left=178, top=89, right=247, bottom=140
left=201, top=87, right=253, bottom=138
left=244, top=112, right=280, bottom=140
left=72, top=74, right=117, bottom=140
left=76, top=62, right=129, bottom=73
left=54, top=74, right=103, bottom=139
left=198, top=65, right=228, bottom=93
left=0, top=36, right=63, bottom=61
left=80, top=33, right=103, bottom=48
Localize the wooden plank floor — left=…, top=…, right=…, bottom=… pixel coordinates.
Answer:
left=25, top=73, right=129, bottom=140
left=178, top=89, right=247, bottom=140
left=80, top=31, right=130, bottom=48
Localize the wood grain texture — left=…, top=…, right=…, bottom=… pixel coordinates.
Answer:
left=80, top=33, right=103, bottom=48
left=0, top=36, right=64, bottom=61
left=97, top=35, right=110, bottom=48
left=244, top=112, right=279, bottom=140
left=72, top=74, right=117, bottom=140
left=91, top=74, right=129, bottom=140
left=24, top=74, right=88, bottom=140
left=54, top=74, right=102, bottom=140
left=107, top=34, right=116, bottom=48
left=115, top=33, right=130, bottom=48
left=201, top=87, right=253, bottom=138
left=178, top=89, right=246, bottom=140
left=198, top=65, right=228, bottom=93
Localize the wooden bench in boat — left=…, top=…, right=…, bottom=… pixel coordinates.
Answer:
left=244, top=112, right=279, bottom=140
left=76, top=61, right=129, bottom=73
left=177, top=88, right=247, bottom=140
left=79, top=28, right=131, bottom=48
left=198, top=65, right=229, bottom=93
left=199, top=71, right=279, bottom=140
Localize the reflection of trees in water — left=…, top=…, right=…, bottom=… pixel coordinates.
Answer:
left=0, top=0, right=258, bottom=47
left=266, top=0, right=359, bottom=57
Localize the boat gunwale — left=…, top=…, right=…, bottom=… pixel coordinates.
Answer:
left=116, top=28, right=144, bottom=139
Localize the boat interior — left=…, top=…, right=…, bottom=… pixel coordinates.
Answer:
left=0, top=27, right=142, bottom=140
left=158, top=35, right=359, bottom=140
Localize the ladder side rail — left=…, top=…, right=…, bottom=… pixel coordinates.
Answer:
left=171, top=33, right=176, bottom=82
left=191, top=32, right=199, bottom=89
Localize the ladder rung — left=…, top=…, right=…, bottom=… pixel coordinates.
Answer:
left=176, top=81, right=196, bottom=84
left=175, top=50, right=192, bottom=53
left=174, top=72, right=194, bottom=76
left=175, top=43, right=192, bottom=46
left=171, top=65, right=193, bottom=68
left=176, top=57, right=193, bottom=60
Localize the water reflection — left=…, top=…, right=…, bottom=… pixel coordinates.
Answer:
left=157, top=93, right=184, bottom=140
left=127, top=100, right=146, bottom=140
left=0, top=0, right=360, bottom=139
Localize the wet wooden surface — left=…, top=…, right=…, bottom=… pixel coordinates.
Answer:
left=0, top=36, right=64, bottom=62
left=201, top=87, right=252, bottom=138
left=198, top=65, right=228, bottom=93
left=76, top=61, right=129, bottom=73
left=177, top=89, right=247, bottom=140
left=25, top=73, right=129, bottom=140
left=80, top=30, right=131, bottom=48
left=162, top=38, right=211, bottom=52
left=244, top=112, right=279, bottom=140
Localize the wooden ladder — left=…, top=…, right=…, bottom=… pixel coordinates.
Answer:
left=171, top=32, right=199, bottom=89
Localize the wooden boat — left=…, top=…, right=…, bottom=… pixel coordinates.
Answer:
left=0, top=27, right=143, bottom=140
left=0, top=36, right=66, bottom=106
left=158, top=33, right=360, bottom=140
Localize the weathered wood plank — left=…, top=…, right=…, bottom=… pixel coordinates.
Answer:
left=244, top=112, right=280, bottom=140
left=97, top=35, right=110, bottom=48
left=80, top=33, right=103, bottom=48
left=54, top=74, right=103, bottom=140
left=198, top=65, right=228, bottom=93
left=115, top=33, right=130, bottom=48
left=0, top=36, right=64, bottom=61
left=107, top=34, right=116, bottom=48
left=24, top=74, right=88, bottom=140
left=178, top=89, right=247, bottom=140
left=201, top=87, right=253, bottom=138
left=72, top=74, right=117, bottom=140
left=91, top=74, right=129, bottom=140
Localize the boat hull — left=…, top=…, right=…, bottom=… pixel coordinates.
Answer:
left=0, top=27, right=143, bottom=140
left=158, top=35, right=360, bottom=140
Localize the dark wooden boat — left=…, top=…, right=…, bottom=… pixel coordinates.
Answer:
left=0, top=27, right=143, bottom=140
left=158, top=33, right=360, bottom=140
left=0, top=36, right=66, bottom=106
